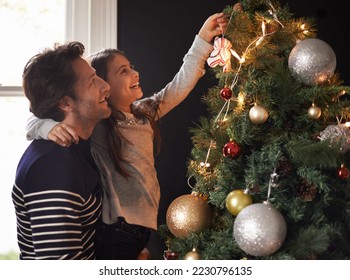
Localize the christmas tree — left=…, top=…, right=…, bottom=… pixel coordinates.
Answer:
left=159, top=0, right=350, bottom=260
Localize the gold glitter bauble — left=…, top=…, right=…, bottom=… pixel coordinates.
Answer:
left=226, top=189, right=252, bottom=216
left=166, top=194, right=212, bottom=238
left=184, top=248, right=201, bottom=260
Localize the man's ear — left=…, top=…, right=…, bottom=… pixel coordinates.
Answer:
left=58, top=96, right=74, bottom=112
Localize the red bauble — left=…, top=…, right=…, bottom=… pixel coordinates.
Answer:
left=163, top=250, right=179, bottom=260
left=220, top=87, right=232, bottom=100
left=338, top=164, right=349, bottom=179
left=223, top=141, right=241, bottom=159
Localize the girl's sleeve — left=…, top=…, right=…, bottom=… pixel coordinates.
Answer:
left=135, top=35, right=214, bottom=118
left=135, top=35, right=213, bottom=118
left=26, top=113, right=59, bottom=140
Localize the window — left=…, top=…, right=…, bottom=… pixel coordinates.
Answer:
left=0, top=0, right=65, bottom=86
left=0, top=0, right=117, bottom=257
left=0, top=97, right=31, bottom=256
left=0, top=0, right=117, bottom=88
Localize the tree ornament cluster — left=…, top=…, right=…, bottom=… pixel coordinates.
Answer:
left=161, top=0, right=350, bottom=260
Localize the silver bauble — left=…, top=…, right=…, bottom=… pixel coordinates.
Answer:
left=288, top=38, right=336, bottom=86
left=319, top=124, right=350, bottom=153
left=233, top=202, right=287, bottom=257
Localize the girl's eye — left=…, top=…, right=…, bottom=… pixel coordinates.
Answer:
left=130, top=64, right=135, bottom=69
left=119, top=65, right=134, bottom=75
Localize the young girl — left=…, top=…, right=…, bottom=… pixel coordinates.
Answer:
left=26, top=12, right=228, bottom=259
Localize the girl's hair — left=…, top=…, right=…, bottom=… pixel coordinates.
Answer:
left=89, top=49, right=161, bottom=178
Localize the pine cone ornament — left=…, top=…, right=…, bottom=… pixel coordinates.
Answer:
left=297, top=179, right=318, bottom=201
left=276, top=158, right=293, bottom=177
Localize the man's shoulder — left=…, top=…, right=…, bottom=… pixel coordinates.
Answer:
left=24, top=139, right=73, bottom=163
left=17, top=139, right=86, bottom=182
left=16, top=139, right=98, bottom=195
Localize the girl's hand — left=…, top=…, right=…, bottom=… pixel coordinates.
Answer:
left=48, top=123, right=79, bottom=147
left=198, top=12, right=229, bottom=43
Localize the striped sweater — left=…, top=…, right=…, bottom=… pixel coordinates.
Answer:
left=12, top=139, right=102, bottom=260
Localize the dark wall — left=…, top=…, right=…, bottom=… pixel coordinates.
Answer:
left=117, top=0, right=349, bottom=259
left=283, top=0, right=350, bottom=82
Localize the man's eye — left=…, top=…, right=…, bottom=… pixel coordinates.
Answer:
left=90, top=78, right=95, bottom=85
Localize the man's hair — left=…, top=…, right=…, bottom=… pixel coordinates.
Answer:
left=22, top=41, right=85, bottom=121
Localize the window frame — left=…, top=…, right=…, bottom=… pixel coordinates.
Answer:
left=0, top=86, right=23, bottom=96
left=0, top=0, right=117, bottom=97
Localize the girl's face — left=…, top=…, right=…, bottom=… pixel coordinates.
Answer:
left=106, top=53, right=143, bottom=113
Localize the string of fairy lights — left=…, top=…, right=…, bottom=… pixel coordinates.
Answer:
left=199, top=1, right=287, bottom=175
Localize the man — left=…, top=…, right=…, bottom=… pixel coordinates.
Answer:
left=12, top=41, right=111, bottom=259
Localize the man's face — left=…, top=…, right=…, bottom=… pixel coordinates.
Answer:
left=71, top=57, right=111, bottom=127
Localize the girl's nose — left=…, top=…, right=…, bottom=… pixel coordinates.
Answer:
left=133, top=69, right=139, bottom=78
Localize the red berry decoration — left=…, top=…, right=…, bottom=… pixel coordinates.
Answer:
left=223, top=140, right=241, bottom=159
left=338, top=164, right=349, bottom=180
left=220, top=87, right=232, bottom=100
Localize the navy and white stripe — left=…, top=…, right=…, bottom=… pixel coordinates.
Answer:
left=12, top=139, right=102, bottom=260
